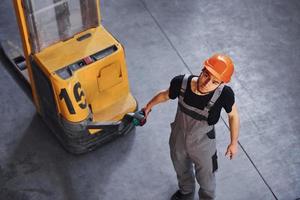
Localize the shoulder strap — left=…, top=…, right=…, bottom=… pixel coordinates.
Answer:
left=180, top=74, right=190, bottom=94
left=206, top=84, right=225, bottom=110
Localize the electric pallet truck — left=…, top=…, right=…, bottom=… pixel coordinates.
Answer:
left=1, top=0, right=146, bottom=154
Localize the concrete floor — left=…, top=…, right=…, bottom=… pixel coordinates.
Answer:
left=0, top=0, right=300, bottom=200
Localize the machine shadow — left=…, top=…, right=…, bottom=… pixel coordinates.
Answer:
left=2, top=114, right=137, bottom=200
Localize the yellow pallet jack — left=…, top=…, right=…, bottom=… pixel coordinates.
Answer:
left=0, top=0, right=144, bottom=154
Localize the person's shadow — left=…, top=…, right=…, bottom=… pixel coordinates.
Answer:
left=0, top=113, right=136, bottom=200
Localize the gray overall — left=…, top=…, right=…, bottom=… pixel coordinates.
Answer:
left=169, top=74, right=224, bottom=200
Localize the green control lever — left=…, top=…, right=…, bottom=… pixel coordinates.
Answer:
left=125, top=109, right=147, bottom=126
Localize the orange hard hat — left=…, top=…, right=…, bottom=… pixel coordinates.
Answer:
left=203, top=54, right=234, bottom=83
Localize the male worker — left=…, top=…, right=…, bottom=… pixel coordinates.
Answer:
left=143, top=54, right=240, bottom=200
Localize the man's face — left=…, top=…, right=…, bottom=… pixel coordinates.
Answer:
left=198, top=69, right=222, bottom=93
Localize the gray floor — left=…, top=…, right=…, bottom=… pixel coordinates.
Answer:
left=0, top=0, right=299, bottom=200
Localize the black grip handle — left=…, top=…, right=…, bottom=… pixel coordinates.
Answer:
left=132, top=109, right=146, bottom=126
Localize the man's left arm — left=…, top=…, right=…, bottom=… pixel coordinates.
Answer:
left=225, top=103, right=240, bottom=160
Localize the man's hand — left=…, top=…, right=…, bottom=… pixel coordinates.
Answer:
left=225, top=143, right=238, bottom=160
left=142, top=105, right=152, bottom=118
left=226, top=103, right=240, bottom=160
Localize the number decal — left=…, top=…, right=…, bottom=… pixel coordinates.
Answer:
left=73, top=82, right=87, bottom=109
left=59, top=88, right=76, bottom=114
left=59, top=82, right=87, bottom=114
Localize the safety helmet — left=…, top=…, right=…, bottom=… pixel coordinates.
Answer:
left=203, top=54, right=234, bottom=83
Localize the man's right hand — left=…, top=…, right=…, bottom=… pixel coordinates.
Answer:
left=142, top=106, right=152, bottom=118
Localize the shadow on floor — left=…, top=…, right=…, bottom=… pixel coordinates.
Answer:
left=0, top=114, right=137, bottom=200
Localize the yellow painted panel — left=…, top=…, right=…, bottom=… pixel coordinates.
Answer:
left=97, top=63, right=123, bottom=92
left=35, top=26, right=117, bottom=72
left=92, top=93, right=137, bottom=122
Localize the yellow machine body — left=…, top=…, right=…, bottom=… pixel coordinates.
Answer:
left=11, top=0, right=137, bottom=153
left=34, top=27, right=136, bottom=124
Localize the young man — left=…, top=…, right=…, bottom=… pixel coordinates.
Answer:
left=143, top=54, right=240, bottom=200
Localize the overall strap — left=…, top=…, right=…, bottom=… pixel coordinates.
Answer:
left=205, top=84, right=225, bottom=110
left=177, top=74, right=208, bottom=121
left=179, top=74, right=190, bottom=96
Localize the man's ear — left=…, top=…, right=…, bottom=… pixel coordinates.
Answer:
left=199, top=68, right=206, bottom=76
